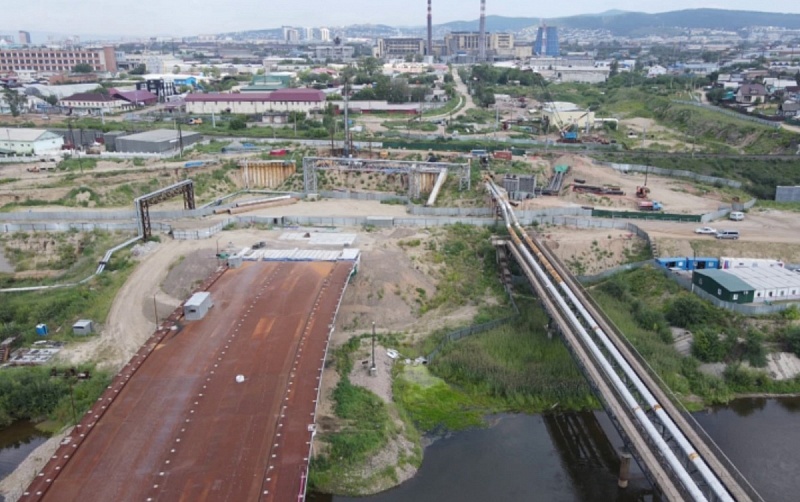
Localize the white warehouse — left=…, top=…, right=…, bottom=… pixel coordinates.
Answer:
left=724, top=266, right=800, bottom=303
left=185, top=89, right=327, bottom=115
left=0, top=128, right=64, bottom=156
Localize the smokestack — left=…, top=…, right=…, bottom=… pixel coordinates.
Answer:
left=479, top=0, right=486, bottom=62
left=427, top=0, right=432, bottom=57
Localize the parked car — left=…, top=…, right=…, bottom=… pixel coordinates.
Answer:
left=694, top=226, right=717, bottom=235
left=729, top=211, right=745, bottom=221
left=716, top=230, right=740, bottom=240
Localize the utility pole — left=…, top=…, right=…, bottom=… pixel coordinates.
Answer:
left=153, top=294, right=159, bottom=330
left=370, top=322, right=376, bottom=375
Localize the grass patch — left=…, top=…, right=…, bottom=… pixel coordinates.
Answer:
left=422, top=224, right=509, bottom=314
left=0, top=232, right=137, bottom=346
left=309, top=336, right=397, bottom=495
left=427, top=302, right=598, bottom=415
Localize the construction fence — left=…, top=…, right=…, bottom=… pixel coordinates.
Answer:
left=591, top=209, right=702, bottom=222
left=427, top=316, right=517, bottom=362
left=594, top=160, right=742, bottom=189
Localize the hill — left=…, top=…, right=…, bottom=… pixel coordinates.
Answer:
left=435, top=9, right=800, bottom=36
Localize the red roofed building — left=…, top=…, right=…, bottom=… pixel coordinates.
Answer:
left=185, top=88, right=326, bottom=114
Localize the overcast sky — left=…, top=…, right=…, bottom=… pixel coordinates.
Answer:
left=2, top=1, right=800, bottom=39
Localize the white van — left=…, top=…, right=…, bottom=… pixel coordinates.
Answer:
left=729, top=211, right=745, bottom=221
left=716, top=230, right=740, bottom=240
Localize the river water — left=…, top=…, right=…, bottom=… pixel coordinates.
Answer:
left=2, top=399, right=797, bottom=500
left=0, top=422, right=50, bottom=481
left=310, top=397, right=800, bottom=502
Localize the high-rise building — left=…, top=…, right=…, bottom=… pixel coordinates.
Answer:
left=282, top=27, right=299, bottom=43
left=534, top=25, right=559, bottom=57
left=18, top=31, right=31, bottom=45
left=319, top=28, right=331, bottom=42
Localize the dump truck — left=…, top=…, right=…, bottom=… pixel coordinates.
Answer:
left=637, top=200, right=663, bottom=211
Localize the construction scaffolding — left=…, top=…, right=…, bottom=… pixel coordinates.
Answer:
left=302, top=157, right=470, bottom=199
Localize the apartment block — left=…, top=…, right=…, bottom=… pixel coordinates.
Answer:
left=0, top=46, right=117, bottom=73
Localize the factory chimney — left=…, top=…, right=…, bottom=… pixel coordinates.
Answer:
left=427, top=0, right=433, bottom=57
left=478, top=0, right=486, bottom=62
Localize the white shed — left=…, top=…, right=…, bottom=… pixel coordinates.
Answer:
left=184, top=292, right=213, bottom=321
left=72, top=319, right=94, bottom=336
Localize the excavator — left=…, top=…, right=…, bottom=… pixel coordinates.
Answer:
left=636, top=186, right=651, bottom=198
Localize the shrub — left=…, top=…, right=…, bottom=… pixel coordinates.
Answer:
left=228, top=118, right=246, bottom=130
left=665, top=295, right=713, bottom=329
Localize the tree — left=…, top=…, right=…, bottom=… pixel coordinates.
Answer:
left=609, top=60, right=619, bottom=78
left=358, top=56, right=381, bottom=77
left=128, top=64, right=146, bottom=75
left=228, top=117, right=247, bottom=130
left=43, top=94, right=59, bottom=107
left=2, top=88, right=27, bottom=117
left=665, top=295, right=711, bottom=329
left=72, top=63, right=94, bottom=73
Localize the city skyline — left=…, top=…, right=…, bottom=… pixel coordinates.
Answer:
left=2, top=1, right=800, bottom=40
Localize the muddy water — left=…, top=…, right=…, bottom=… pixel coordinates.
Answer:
left=311, top=398, right=800, bottom=502
left=0, top=421, right=49, bottom=481
left=311, top=412, right=653, bottom=502
left=692, top=397, right=800, bottom=502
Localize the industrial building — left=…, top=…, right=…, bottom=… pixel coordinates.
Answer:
left=0, top=127, right=63, bottom=155
left=692, top=270, right=756, bottom=304
left=692, top=267, right=800, bottom=304
left=376, top=38, right=426, bottom=59
left=185, top=88, right=326, bottom=115
left=314, top=45, right=355, bottom=62
left=443, top=32, right=515, bottom=59
left=724, top=267, right=800, bottom=302
left=114, top=129, right=201, bottom=154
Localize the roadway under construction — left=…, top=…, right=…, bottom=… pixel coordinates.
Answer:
left=20, top=259, right=356, bottom=502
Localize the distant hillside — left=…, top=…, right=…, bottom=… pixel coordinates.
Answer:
left=553, top=9, right=800, bottom=36
left=436, top=15, right=538, bottom=33
left=217, top=9, right=800, bottom=41
left=434, top=9, right=800, bottom=36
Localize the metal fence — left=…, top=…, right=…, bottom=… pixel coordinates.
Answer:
left=427, top=317, right=517, bottom=362
left=577, top=260, right=655, bottom=284
left=0, top=156, right=42, bottom=164
left=318, top=190, right=410, bottom=202
left=700, top=198, right=757, bottom=223
left=592, top=209, right=702, bottom=222
left=594, top=161, right=742, bottom=189
left=671, top=100, right=783, bottom=129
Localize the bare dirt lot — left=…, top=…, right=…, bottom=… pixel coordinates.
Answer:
left=523, top=154, right=730, bottom=214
